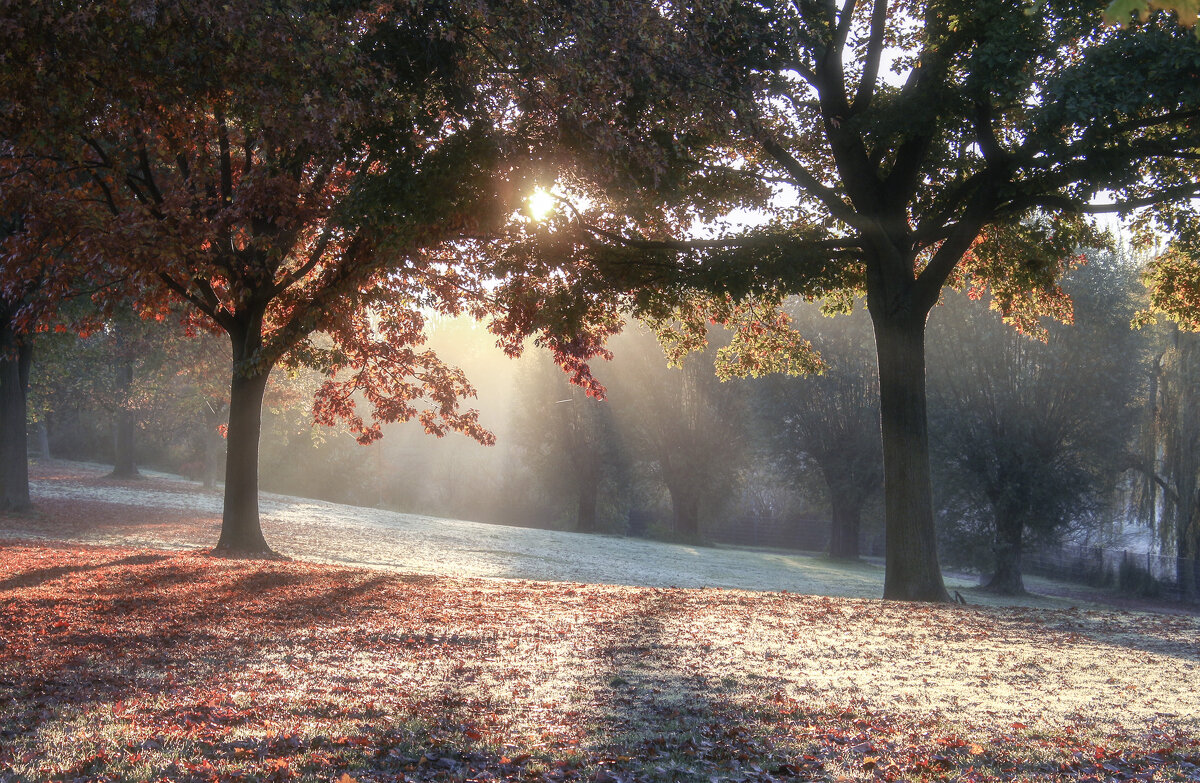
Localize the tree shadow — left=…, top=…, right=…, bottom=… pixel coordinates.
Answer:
left=0, top=552, right=170, bottom=592
left=0, top=546, right=1196, bottom=783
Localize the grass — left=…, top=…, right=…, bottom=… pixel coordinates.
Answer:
left=1, top=541, right=1199, bottom=782
left=10, top=459, right=1120, bottom=611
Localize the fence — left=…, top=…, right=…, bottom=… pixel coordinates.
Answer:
left=1023, top=543, right=1199, bottom=604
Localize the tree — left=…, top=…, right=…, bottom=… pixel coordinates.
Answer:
left=510, top=352, right=623, bottom=533
left=0, top=158, right=107, bottom=511
left=758, top=303, right=881, bottom=560
left=1130, top=260, right=1200, bottom=598
left=1105, top=0, right=1200, bottom=28
left=928, top=252, right=1145, bottom=594
left=0, top=290, right=32, bottom=511
left=107, top=312, right=148, bottom=479
left=605, top=327, right=746, bottom=541
left=502, top=0, right=1200, bottom=600
left=1, top=0, right=553, bottom=553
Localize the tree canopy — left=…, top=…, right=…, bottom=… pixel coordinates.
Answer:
left=3, top=0, right=1200, bottom=596
left=494, top=0, right=1200, bottom=599
left=0, top=0, right=568, bottom=551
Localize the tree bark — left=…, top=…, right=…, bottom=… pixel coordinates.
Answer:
left=215, top=339, right=273, bottom=554
left=0, top=326, right=32, bottom=512
left=827, top=488, right=862, bottom=560
left=984, top=509, right=1026, bottom=594
left=873, top=314, right=950, bottom=601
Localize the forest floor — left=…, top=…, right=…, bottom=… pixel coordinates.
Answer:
left=1, top=540, right=1199, bottom=782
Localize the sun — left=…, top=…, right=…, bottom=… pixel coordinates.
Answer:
left=527, top=188, right=555, bottom=221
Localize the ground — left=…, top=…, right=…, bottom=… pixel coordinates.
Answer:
left=1, top=462, right=1199, bottom=782
left=0, top=461, right=1136, bottom=608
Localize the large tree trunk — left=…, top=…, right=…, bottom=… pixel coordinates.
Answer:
left=109, top=347, right=140, bottom=479
left=215, top=322, right=274, bottom=554
left=827, top=488, right=862, bottom=560
left=984, top=508, right=1026, bottom=594
left=216, top=368, right=272, bottom=553
left=873, top=314, right=950, bottom=602
left=0, top=326, right=32, bottom=512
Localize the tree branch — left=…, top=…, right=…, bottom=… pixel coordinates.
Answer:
left=159, top=272, right=234, bottom=332
left=215, top=107, right=233, bottom=204
left=577, top=220, right=858, bottom=253
left=751, top=125, right=863, bottom=226
left=852, top=0, right=889, bottom=112
left=269, top=225, right=335, bottom=297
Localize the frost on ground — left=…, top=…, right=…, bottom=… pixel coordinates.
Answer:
left=15, top=460, right=895, bottom=598
left=0, top=543, right=1198, bottom=783
left=3, top=460, right=1166, bottom=612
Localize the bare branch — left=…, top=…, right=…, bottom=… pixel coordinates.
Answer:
left=269, top=226, right=335, bottom=297
left=832, top=0, right=858, bottom=55
left=748, top=123, right=863, bottom=226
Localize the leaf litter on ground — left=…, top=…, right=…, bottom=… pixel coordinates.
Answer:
left=0, top=540, right=1198, bottom=783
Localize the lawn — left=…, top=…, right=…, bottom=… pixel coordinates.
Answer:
left=4, top=461, right=1113, bottom=608
left=1, top=541, right=1198, bottom=782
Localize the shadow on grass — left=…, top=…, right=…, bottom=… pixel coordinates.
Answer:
left=0, top=552, right=170, bottom=592
left=0, top=545, right=1196, bottom=783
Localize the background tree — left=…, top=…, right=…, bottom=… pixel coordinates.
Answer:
left=499, top=0, right=1200, bottom=600
left=509, top=352, right=624, bottom=533
left=1105, top=0, right=1200, bottom=28
left=1127, top=325, right=1200, bottom=599
left=928, top=252, right=1146, bottom=594
left=0, top=157, right=110, bottom=510
left=107, top=314, right=143, bottom=479
left=758, top=303, right=881, bottom=560
left=0, top=288, right=33, bottom=511
left=606, top=327, right=746, bottom=541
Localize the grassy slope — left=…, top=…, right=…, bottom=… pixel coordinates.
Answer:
left=8, top=460, right=1126, bottom=610
left=1, top=541, right=1198, bottom=783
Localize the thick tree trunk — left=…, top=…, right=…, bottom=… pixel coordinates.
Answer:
left=215, top=361, right=273, bottom=554
left=873, top=315, right=950, bottom=602
left=827, top=491, right=862, bottom=560
left=984, top=510, right=1026, bottom=594
left=576, top=476, right=598, bottom=533
left=109, top=353, right=140, bottom=479
left=0, top=327, right=32, bottom=512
